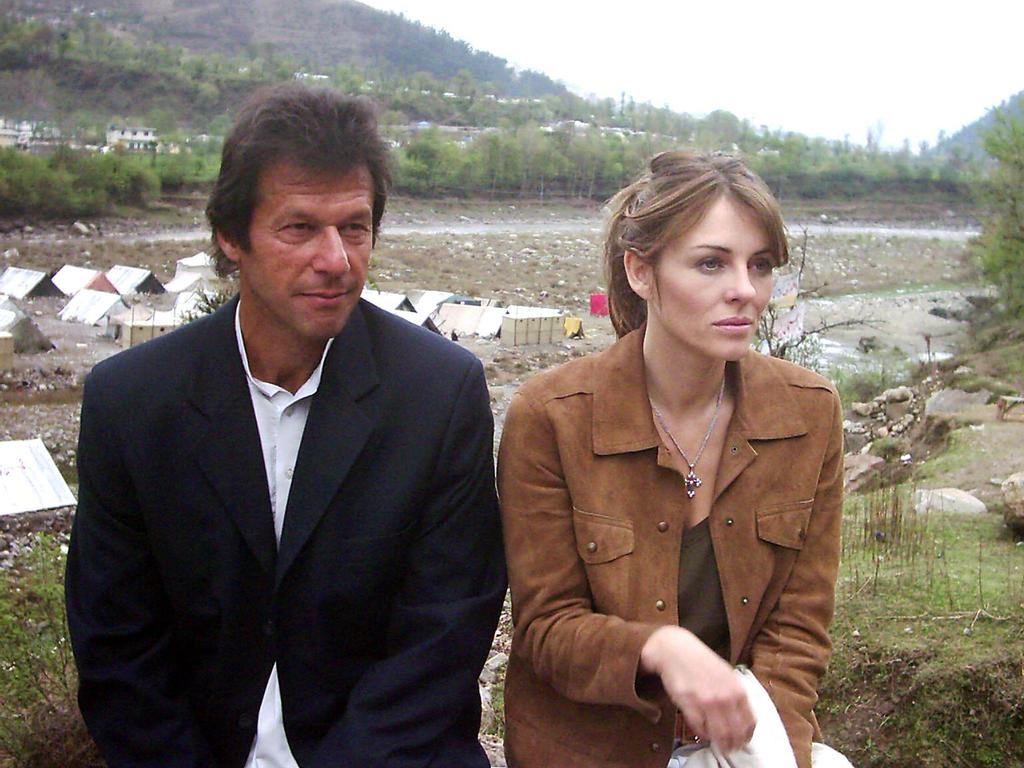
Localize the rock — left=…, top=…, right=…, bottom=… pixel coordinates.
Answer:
left=2, top=248, right=17, bottom=260
left=953, top=366, right=974, bottom=377
left=1001, top=472, right=1024, bottom=534
left=71, top=221, right=91, bottom=236
left=844, top=453, right=884, bottom=493
left=851, top=402, right=875, bottom=417
left=924, top=388, right=991, bottom=417
left=479, top=684, right=494, bottom=733
left=882, top=386, right=913, bottom=403
left=479, top=651, right=508, bottom=685
left=913, top=488, right=988, bottom=516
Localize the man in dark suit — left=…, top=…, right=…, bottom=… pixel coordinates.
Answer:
left=65, top=84, right=506, bottom=768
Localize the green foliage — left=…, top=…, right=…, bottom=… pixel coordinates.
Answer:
left=0, top=533, right=102, bottom=767
left=820, top=490, right=1024, bottom=766
left=0, top=147, right=163, bottom=217
left=974, top=109, right=1024, bottom=318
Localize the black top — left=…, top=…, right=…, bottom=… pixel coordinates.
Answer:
left=678, top=518, right=730, bottom=659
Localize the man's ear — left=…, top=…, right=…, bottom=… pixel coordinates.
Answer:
left=623, top=248, right=654, bottom=301
left=216, top=231, right=244, bottom=265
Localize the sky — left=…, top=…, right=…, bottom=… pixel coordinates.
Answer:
left=360, top=0, right=1023, bottom=150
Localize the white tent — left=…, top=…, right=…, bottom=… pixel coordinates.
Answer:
left=106, top=265, right=165, bottom=295
left=361, top=289, right=416, bottom=312
left=165, top=252, right=219, bottom=293
left=0, top=267, right=61, bottom=299
left=0, top=438, right=76, bottom=516
left=406, top=290, right=454, bottom=316
left=52, top=265, right=120, bottom=296
left=59, top=289, right=128, bottom=326
left=433, top=303, right=506, bottom=339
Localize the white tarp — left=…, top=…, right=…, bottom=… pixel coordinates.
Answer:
left=433, top=303, right=506, bottom=338
left=106, top=265, right=165, bottom=295
left=59, top=289, right=128, bottom=325
left=0, top=439, right=76, bottom=515
left=770, top=271, right=800, bottom=309
left=0, top=267, right=58, bottom=299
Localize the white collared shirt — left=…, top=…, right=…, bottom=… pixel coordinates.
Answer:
left=236, top=303, right=333, bottom=768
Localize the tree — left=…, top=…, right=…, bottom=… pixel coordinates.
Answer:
left=975, top=109, right=1024, bottom=317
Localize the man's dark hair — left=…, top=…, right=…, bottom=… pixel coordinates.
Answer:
left=206, top=83, right=392, bottom=277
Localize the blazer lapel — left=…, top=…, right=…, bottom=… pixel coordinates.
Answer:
left=275, top=305, right=380, bottom=585
left=188, top=298, right=277, bottom=574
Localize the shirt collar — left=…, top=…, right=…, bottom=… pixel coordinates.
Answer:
left=234, top=300, right=334, bottom=402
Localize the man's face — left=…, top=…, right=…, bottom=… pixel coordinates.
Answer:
left=218, top=161, right=375, bottom=370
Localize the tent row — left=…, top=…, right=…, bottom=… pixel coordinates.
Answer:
left=0, top=251, right=220, bottom=302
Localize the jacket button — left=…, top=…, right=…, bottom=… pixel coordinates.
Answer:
left=655, top=599, right=666, bottom=611
left=730, top=445, right=739, bottom=454
left=657, top=521, right=669, bottom=533
left=741, top=596, right=750, bottom=605
left=586, top=541, right=598, bottom=553
left=650, top=741, right=661, bottom=752
left=238, top=713, right=254, bottom=729
left=725, top=518, right=734, bottom=526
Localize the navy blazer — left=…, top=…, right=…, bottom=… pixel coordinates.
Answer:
left=66, top=297, right=506, bottom=768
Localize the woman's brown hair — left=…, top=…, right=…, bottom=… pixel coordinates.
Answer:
left=603, top=151, right=788, bottom=337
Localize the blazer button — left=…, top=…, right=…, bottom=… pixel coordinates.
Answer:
left=586, top=541, right=598, bottom=553
left=238, top=713, right=254, bottom=729
left=657, top=521, right=669, bottom=533
left=655, top=599, right=666, bottom=611
left=650, top=741, right=661, bottom=753
left=725, top=518, right=734, bottom=526
left=730, top=445, right=739, bottom=454
left=741, top=596, right=750, bottom=605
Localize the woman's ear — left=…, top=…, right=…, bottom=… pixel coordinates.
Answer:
left=623, top=249, right=654, bottom=302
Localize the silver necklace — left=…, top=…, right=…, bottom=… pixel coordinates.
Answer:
left=651, top=378, right=726, bottom=499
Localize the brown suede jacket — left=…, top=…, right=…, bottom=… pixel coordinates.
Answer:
left=497, top=328, right=844, bottom=768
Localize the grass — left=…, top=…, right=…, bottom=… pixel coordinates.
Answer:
left=0, top=534, right=103, bottom=768
left=819, top=487, right=1024, bottom=766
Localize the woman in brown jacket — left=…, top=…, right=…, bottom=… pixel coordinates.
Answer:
left=497, top=152, right=851, bottom=768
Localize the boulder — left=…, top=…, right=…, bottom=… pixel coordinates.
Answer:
left=1001, top=472, right=1024, bottom=534
left=882, top=386, right=913, bottom=403
left=924, top=388, right=991, bottom=417
left=913, top=488, right=987, bottom=516
left=71, top=221, right=92, bottom=236
left=844, top=453, right=884, bottom=493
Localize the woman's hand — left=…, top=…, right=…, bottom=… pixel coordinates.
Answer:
left=639, top=626, right=755, bottom=753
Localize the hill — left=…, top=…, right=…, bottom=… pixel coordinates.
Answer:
left=4, top=0, right=569, bottom=99
left=932, top=89, right=1024, bottom=161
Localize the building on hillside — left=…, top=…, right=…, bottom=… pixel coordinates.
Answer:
left=106, top=125, right=158, bottom=151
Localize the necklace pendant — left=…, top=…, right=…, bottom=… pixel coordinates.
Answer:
left=683, top=468, right=702, bottom=499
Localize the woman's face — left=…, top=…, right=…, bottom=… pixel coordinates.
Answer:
left=626, top=195, right=775, bottom=365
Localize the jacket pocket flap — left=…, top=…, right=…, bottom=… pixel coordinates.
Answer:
left=756, top=499, right=813, bottom=549
left=572, top=508, right=634, bottom=564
